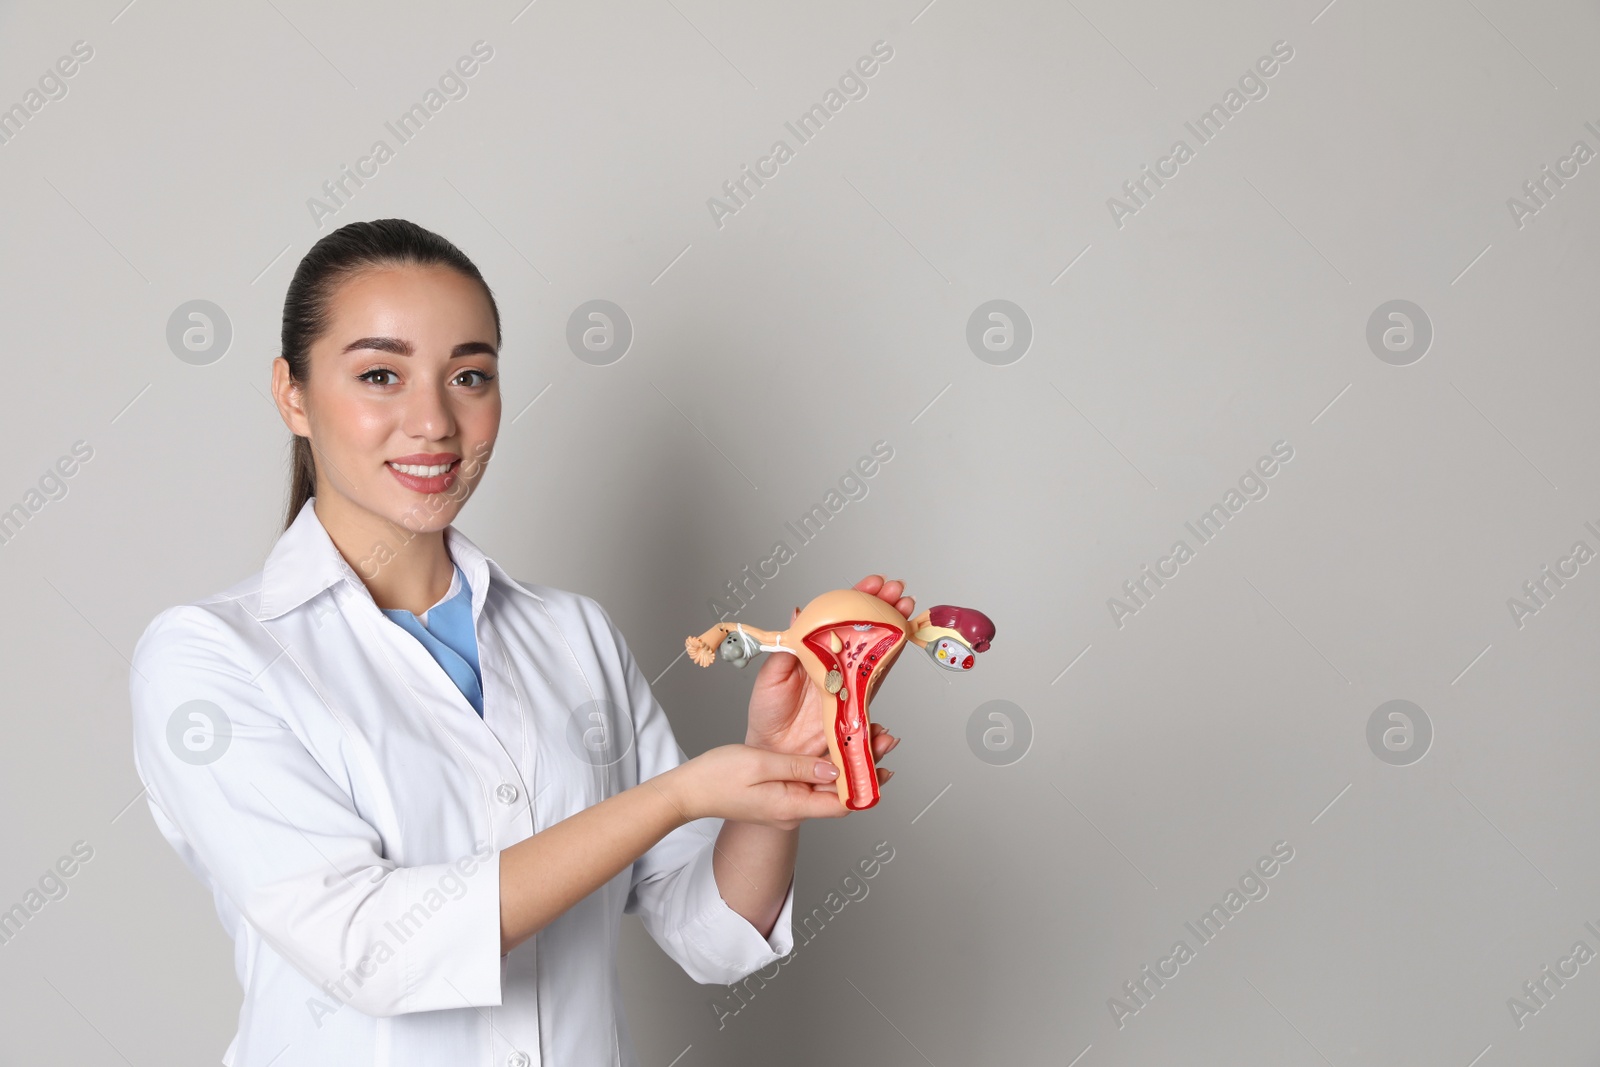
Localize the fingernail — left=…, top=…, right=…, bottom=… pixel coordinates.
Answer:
left=887, top=736, right=901, bottom=752
left=883, top=770, right=895, bottom=781
left=816, top=761, right=839, bottom=780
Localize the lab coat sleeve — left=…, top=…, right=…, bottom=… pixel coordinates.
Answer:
left=127, top=604, right=503, bottom=1018
left=592, top=601, right=797, bottom=985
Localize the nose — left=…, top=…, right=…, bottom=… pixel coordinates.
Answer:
left=404, top=380, right=456, bottom=441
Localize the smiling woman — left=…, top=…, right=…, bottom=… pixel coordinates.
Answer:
left=128, top=218, right=907, bottom=1066
left=274, top=226, right=504, bottom=568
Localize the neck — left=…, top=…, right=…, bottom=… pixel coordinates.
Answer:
left=312, top=493, right=455, bottom=615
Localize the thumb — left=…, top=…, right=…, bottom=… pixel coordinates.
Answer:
left=762, top=748, right=840, bottom=784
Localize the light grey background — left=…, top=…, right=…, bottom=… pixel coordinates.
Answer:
left=3, top=0, right=1598, bottom=1063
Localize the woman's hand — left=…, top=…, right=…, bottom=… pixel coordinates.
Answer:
left=743, top=574, right=909, bottom=787
left=661, top=744, right=852, bottom=830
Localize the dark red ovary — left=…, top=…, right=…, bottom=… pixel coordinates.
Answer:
left=925, top=604, right=996, bottom=654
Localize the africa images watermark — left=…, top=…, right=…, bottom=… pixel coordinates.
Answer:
left=302, top=841, right=496, bottom=1028
left=0, top=840, right=96, bottom=948
left=306, top=40, right=495, bottom=228
left=705, top=440, right=895, bottom=622
left=1106, top=39, right=1295, bottom=229
left=1107, top=440, right=1295, bottom=629
left=1506, top=918, right=1600, bottom=1031
left=0, top=439, right=95, bottom=549
left=709, top=840, right=896, bottom=1029
left=1505, top=118, right=1600, bottom=231
left=297, top=438, right=500, bottom=632
left=706, top=40, right=895, bottom=230
left=1505, top=518, right=1600, bottom=630
left=1107, top=839, right=1296, bottom=1030
left=0, top=39, right=94, bottom=149
left=353, top=438, right=494, bottom=580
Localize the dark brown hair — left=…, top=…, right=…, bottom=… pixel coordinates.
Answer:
left=279, top=218, right=501, bottom=530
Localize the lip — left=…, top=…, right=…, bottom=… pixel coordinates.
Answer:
left=386, top=454, right=462, bottom=495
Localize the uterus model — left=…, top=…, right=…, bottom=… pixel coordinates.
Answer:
left=686, top=591, right=996, bottom=811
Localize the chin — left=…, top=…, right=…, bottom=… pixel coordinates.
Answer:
left=362, top=484, right=469, bottom=531
left=402, top=492, right=469, bottom=528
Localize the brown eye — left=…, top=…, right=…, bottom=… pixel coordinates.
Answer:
left=359, top=368, right=398, bottom=385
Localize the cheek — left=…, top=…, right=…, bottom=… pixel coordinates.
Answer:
left=460, top=398, right=500, bottom=450
left=308, top=387, right=397, bottom=470
left=342, top=401, right=398, bottom=451
left=469, top=391, right=501, bottom=425
left=308, top=372, right=501, bottom=478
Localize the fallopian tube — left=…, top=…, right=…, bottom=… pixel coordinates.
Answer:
left=687, top=591, right=996, bottom=810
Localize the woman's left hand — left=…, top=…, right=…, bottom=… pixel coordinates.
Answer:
left=743, top=574, right=911, bottom=786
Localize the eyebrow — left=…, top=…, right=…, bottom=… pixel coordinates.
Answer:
left=341, top=337, right=498, bottom=358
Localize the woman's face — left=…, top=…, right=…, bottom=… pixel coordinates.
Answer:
left=279, top=262, right=501, bottom=533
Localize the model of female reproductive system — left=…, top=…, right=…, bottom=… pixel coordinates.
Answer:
left=687, top=590, right=996, bottom=811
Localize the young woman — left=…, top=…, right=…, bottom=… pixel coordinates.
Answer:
left=128, top=218, right=908, bottom=1066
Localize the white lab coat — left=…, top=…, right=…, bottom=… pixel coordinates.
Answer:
left=128, top=497, right=796, bottom=1066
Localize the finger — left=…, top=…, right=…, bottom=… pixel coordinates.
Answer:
left=755, top=647, right=804, bottom=684
left=871, top=722, right=887, bottom=736
left=876, top=767, right=895, bottom=784
left=794, top=789, right=850, bottom=818
left=853, top=574, right=886, bottom=595
left=896, top=594, right=915, bottom=618
left=877, top=578, right=906, bottom=605
left=767, top=752, right=841, bottom=785
left=872, top=732, right=896, bottom=758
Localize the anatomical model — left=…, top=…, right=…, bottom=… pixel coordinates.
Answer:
left=687, top=591, right=996, bottom=811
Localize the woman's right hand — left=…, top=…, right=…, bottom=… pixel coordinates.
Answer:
left=660, top=744, right=850, bottom=830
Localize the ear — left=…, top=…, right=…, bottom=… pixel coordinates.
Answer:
left=272, top=357, right=312, bottom=437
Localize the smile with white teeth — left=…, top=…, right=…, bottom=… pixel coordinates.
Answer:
left=388, top=461, right=456, bottom=476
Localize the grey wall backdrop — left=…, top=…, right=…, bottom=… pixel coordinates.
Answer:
left=3, top=0, right=1599, bottom=1063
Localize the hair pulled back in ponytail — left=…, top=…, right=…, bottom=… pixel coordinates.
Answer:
left=278, top=218, right=501, bottom=531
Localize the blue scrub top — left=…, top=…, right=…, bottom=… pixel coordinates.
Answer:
left=379, top=563, right=484, bottom=717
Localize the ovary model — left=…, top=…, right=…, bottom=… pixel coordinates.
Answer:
left=686, top=591, right=996, bottom=811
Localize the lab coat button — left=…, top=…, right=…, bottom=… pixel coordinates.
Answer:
left=495, top=783, right=519, bottom=805
left=507, top=1052, right=531, bottom=1067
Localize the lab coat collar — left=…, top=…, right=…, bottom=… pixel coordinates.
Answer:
left=257, top=496, right=542, bottom=621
